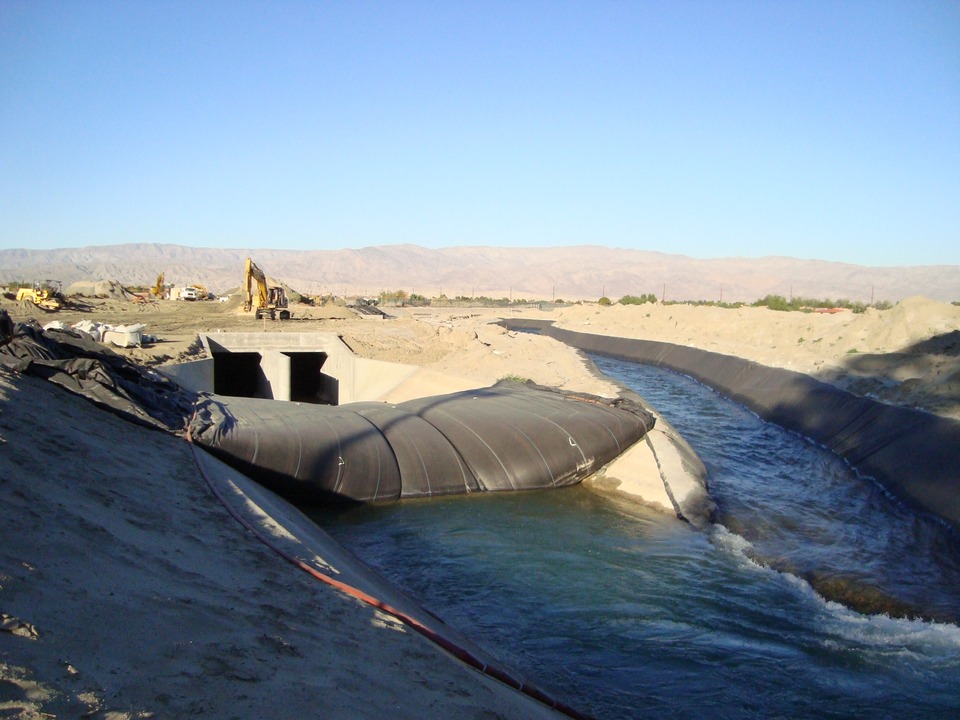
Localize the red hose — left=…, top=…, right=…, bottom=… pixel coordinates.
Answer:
left=185, top=436, right=594, bottom=720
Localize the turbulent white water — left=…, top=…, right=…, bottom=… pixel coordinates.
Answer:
left=315, top=356, right=960, bottom=719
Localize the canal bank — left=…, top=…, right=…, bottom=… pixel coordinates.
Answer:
left=501, top=318, right=960, bottom=532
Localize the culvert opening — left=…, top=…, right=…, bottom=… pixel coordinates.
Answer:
left=286, top=352, right=338, bottom=405
left=210, top=348, right=338, bottom=404
left=213, top=351, right=267, bottom=398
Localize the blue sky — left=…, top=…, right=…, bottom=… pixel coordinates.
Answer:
left=1, top=1, right=957, bottom=265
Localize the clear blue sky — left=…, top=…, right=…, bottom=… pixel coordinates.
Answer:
left=1, top=0, right=958, bottom=265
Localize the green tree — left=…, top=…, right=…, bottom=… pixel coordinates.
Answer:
left=619, top=293, right=657, bottom=306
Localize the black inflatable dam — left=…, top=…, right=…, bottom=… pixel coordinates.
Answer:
left=189, top=381, right=655, bottom=504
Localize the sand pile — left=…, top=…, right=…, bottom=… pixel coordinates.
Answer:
left=63, top=279, right=139, bottom=302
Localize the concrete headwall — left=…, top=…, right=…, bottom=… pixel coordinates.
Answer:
left=161, top=332, right=418, bottom=404
left=503, top=318, right=960, bottom=532
left=350, top=357, right=419, bottom=402
left=159, top=357, right=214, bottom=394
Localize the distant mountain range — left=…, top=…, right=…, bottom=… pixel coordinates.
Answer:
left=1, top=243, right=957, bottom=304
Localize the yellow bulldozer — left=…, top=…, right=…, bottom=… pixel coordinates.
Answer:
left=243, top=258, right=291, bottom=320
left=16, top=282, right=63, bottom=311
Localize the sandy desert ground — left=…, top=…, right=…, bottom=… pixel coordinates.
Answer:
left=2, top=289, right=959, bottom=718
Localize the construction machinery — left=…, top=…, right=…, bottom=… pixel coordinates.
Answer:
left=16, top=282, right=63, bottom=311
left=151, top=273, right=165, bottom=298
left=244, top=258, right=291, bottom=320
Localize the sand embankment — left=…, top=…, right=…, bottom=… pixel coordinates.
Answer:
left=546, top=296, right=960, bottom=420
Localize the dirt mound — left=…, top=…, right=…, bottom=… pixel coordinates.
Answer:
left=64, top=279, right=136, bottom=302
left=862, top=296, right=960, bottom=351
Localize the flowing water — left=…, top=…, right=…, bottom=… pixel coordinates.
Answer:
left=313, top=356, right=960, bottom=719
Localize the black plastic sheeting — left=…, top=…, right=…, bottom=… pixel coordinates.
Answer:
left=189, top=382, right=655, bottom=504
left=0, top=317, right=195, bottom=431
left=503, top=318, right=960, bottom=532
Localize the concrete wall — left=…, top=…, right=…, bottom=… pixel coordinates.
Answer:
left=161, top=332, right=418, bottom=404
left=158, top=357, right=214, bottom=393
left=503, top=318, right=960, bottom=532
left=350, top=357, right=419, bottom=402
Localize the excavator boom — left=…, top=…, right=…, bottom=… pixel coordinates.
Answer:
left=151, top=272, right=165, bottom=297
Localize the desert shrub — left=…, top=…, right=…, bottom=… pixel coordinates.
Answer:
left=379, top=289, right=408, bottom=305
left=752, top=295, right=891, bottom=313
left=448, top=295, right=522, bottom=308
left=663, top=299, right=744, bottom=308
left=753, top=294, right=793, bottom=311
left=619, top=293, right=657, bottom=306
left=498, top=374, right=529, bottom=384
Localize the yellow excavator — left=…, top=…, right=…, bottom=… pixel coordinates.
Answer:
left=150, top=273, right=165, bottom=298
left=16, top=282, right=63, bottom=311
left=244, top=258, right=290, bottom=320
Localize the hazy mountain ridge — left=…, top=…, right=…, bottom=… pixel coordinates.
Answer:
left=1, top=243, right=957, bottom=303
